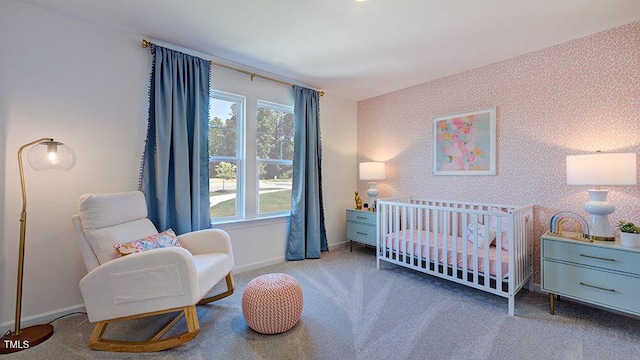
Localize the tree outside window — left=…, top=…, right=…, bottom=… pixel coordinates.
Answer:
left=209, top=92, right=243, bottom=220
left=208, top=92, right=294, bottom=222
left=256, top=101, right=294, bottom=215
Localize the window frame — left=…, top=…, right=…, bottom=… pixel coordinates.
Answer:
left=255, top=100, right=295, bottom=217
left=209, top=90, right=245, bottom=223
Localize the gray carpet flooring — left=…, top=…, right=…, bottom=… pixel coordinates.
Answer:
left=6, top=245, right=640, bottom=359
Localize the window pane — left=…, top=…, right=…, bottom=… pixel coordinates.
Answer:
left=210, top=160, right=238, bottom=219
left=258, top=163, right=292, bottom=214
left=209, top=98, right=238, bottom=157
left=257, top=107, right=294, bottom=161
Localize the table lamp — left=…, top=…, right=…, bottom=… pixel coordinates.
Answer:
left=566, top=152, right=637, bottom=241
left=0, top=138, right=75, bottom=354
left=359, top=162, right=385, bottom=206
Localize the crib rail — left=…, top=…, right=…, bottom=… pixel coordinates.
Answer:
left=376, top=196, right=533, bottom=316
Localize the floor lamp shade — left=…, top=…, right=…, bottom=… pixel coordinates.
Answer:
left=566, top=152, right=637, bottom=240
left=359, top=162, right=386, bottom=206
left=27, top=141, right=76, bottom=170
left=0, top=138, right=76, bottom=354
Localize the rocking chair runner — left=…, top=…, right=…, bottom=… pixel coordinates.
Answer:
left=71, top=191, right=234, bottom=352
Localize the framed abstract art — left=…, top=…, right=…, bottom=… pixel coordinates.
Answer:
left=433, top=107, right=496, bottom=175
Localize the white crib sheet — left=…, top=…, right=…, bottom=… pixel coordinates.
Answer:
left=383, top=230, right=509, bottom=278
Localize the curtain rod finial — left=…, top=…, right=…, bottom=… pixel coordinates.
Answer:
left=142, top=39, right=151, bottom=48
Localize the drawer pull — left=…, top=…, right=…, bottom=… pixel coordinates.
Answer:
left=579, top=254, right=616, bottom=262
left=579, top=282, right=616, bottom=292
left=356, top=231, right=368, bottom=235
left=356, top=216, right=368, bottom=220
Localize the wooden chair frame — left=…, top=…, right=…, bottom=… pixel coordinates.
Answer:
left=87, top=273, right=234, bottom=353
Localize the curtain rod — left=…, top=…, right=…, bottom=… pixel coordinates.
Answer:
left=141, top=39, right=324, bottom=97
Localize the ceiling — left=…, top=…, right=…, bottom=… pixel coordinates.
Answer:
left=19, top=0, right=640, bottom=101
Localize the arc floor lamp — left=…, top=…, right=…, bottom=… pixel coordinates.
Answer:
left=0, top=138, right=75, bottom=354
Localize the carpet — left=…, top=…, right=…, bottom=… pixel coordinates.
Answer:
left=6, top=245, right=640, bottom=359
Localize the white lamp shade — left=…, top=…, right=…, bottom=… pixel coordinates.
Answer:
left=359, top=162, right=386, bottom=181
left=27, top=141, right=76, bottom=171
left=566, top=153, right=637, bottom=186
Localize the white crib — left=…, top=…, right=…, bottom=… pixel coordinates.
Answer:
left=376, top=196, right=533, bottom=316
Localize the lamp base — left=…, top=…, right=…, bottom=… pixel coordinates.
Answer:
left=589, top=234, right=615, bottom=241
left=0, top=324, right=54, bottom=354
left=366, top=181, right=379, bottom=208
left=583, top=189, right=615, bottom=241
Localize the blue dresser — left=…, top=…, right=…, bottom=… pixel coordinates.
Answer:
left=541, top=232, right=640, bottom=316
left=346, top=209, right=377, bottom=251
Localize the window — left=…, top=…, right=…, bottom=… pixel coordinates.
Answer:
left=256, top=101, right=294, bottom=215
left=209, top=91, right=293, bottom=223
left=209, top=91, right=244, bottom=221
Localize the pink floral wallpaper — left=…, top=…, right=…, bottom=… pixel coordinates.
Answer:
left=357, top=21, right=640, bottom=283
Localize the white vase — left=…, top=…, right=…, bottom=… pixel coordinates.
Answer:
left=620, top=232, right=640, bottom=248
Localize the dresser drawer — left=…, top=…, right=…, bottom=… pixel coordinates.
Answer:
left=346, top=209, right=376, bottom=224
left=346, top=222, right=376, bottom=246
left=543, top=260, right=640, bottom=316
left=543, top=239, right=640, bottom=276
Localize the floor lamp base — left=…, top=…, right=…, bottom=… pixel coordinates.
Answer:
left=0, top=324, right=54, bottom=354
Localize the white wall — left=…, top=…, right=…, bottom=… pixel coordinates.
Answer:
left=0, top=0, right=357, bottom=331
left=317, top=95, right=359, bottom=248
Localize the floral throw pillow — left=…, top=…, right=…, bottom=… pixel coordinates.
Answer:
left=466, top=222, right=496, bottom=248
left=114, top=229, right=181, bottom=257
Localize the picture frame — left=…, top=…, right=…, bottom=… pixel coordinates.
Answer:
left=433, top=107, right=496, bottom=176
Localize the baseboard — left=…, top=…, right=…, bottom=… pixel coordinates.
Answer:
left=233, top=256, right=286, bottom=274
left=232, top=241, right=349, bottom=274
left=329, top=241, right=349, bottom=250
left=531, top=282, right=542, bottom=293
left=0, top=304, right=86, bottom=336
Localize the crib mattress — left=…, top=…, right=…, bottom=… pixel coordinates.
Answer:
left=383, top=230, right=509, bottom=278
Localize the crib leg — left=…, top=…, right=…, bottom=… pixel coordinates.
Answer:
left=508, top=296, right=515, bottom=316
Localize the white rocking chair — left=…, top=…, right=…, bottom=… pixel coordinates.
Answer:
left=71, top=191, right=234, bottom=352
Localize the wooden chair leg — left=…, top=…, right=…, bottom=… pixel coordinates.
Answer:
left=87, top=305, right=199, bottom=353
left=199, top=272, right=235, bottom=305
left=88, top=321, right=108, bottom=345
left=87, top=274, right=233, bottom=352
left=149, top=311, right=186, bottom=342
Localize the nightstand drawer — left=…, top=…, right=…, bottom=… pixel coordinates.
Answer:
left=543, top=260, right=640, bottom=315
left=346, top=210, right=376, bottom=224
left=346, top=222, right=376, bottom=246
left=543, top=239, right=640, bottom=275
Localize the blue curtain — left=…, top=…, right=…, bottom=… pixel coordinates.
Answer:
left=139, top=44, right=211, bottom=235
left=286, top=86, right=328, bottom=260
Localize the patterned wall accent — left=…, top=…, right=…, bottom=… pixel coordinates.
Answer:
left=357, top=21, right=640, bottom=283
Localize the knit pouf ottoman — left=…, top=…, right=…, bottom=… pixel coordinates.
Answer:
left=242, top=273, right=303, bottom=334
